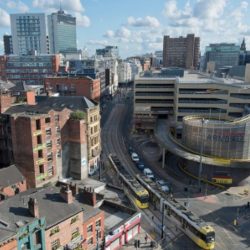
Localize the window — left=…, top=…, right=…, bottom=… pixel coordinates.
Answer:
left=55, top=114, right=59, bottom=121
left=71, top=215, right=79, bottom=224
left=39, top=165, right=44, bottom=174
left=48, top=165, right=54, bottom=177
left=96, top=219, right=101, bottom=228
left=56, top=150, right=61, bottom=157
left=47, top=152, right=53, bottom=161
left=87, top=237, right=93, bottom=245
left=36, top=119, right=41, bottom=130
left=71, top=228, right=80, bottom=240
left=45, top=117, right=51, bottom=123
left=37, top=135, right=42, bottom=145
left=34, top=231, right=41, bottom=245
left=38, top=150, right=43, bottom=158
left=56, top=138, right=61, bottom=146
left=46, top=128, right=51, bottom=135
left=46, top=140, right=52, bottom=148
left=51, top=239, right=60, bottom=250
left=50, top=226, right=60, bottom=236
left=87, top=224, right=93, bottom=233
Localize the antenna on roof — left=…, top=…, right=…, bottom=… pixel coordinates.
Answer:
left=59, top=0, right=63, bottom=12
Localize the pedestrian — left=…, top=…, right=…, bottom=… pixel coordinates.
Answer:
left=152, top=215, right=154, bottom=221
left=145, top=234, right=148, bottom=243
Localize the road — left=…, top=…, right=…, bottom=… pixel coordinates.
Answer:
left=155, top=120, right=230, bottom=167
left=101, top=89, right=199, bottom=249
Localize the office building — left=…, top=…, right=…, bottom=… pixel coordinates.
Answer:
left=3, top=35, right=13, bottom=55
left=134, top=70, right=250, bottom=130
left=0, top=92, right=101, bottom=187
left=0, top=54, right=60, bottom=85
left=47, top=9, right=77, bottom=54
left=96, top=46, right=119, bottom=58
left=44, top=76, right=101, bottom=101
left=118, top=61, right=132, bottom=83
left=163, top=34, right=200, bottom=69
left=203, top=43, right=240, bottom=71
left=10, top=13, right=47, bottom=55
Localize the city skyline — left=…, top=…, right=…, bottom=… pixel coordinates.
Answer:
left=0, top=0, right=249, bottom=57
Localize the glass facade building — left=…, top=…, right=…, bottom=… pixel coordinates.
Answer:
left=10, top=13, right=47, bottom=55
left=48, top=10, right=77, bottom=54
left=203, top=43, right=240, bottom=71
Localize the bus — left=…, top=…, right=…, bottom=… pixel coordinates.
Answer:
left=109, top=154, right=149, bottom=209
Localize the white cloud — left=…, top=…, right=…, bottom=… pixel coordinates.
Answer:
left=127, top=16, right=160, bottom=28
left=193, top=0, right=227, bottom=19
left=0, top=8, right=10, bottom=27
left=32, top=0, right=84, bottom=12
left=7, top=1, right=29, bottom=13
left=75, top=13, right=90, bottom=27
left=87, top=40, right=109, bottom=46
left=103, top=30, right=115, bottom=38
left=115, top=27, right=131, bottom=39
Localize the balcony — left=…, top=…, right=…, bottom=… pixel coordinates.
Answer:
left=33, top=130, right=42, bottom=136
left=36, top=173, right=47, bottom=181
left=36, top=158, right=45, bottom=165
left=33, top=144, right=46, bottom=152
left=66, top=235, right=83, bottom=250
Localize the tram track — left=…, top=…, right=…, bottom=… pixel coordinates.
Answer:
left=101, top=103, right=194, bottom=248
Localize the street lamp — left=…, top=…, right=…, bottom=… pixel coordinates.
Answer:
left=198, top=118, right=205, bottom=190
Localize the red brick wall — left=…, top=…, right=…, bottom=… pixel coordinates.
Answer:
left=82, top=211, right=104, bottom=249
left=1, top=180, right=27, bottom=197
left=0, top=94, right=13, bottom=114
left=0, top=239, right=17, bottom=250
left=45, top=212, right=83, bottom=250
left=44, top=77, right=100, bottom=101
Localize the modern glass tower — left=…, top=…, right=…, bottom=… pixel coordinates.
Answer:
left=10, top=13, right=47, bottom=55
left=47, top=9, right=77, bottom=54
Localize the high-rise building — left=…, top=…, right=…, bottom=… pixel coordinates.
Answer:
left=3, top=35, right=13, bottom=55
left=48, top=9, right=77, bottom=54
left=203, top=43, right=240, bottom=71
left=96, top=46, right=119, bottom=58
left=10, top=13, right=47, bottom=55
left=163, top=34, right=200, bottom=69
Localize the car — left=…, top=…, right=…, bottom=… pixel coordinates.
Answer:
left=136, top=161, right=145, bottom=171
left=156, top=179, right=170, bottom=193
left=131, top=152, right=139, bottom=162
left=143, top=168, right=155, bottom=180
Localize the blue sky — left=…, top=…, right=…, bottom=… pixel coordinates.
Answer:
left=0, top=0, right=249, bottom=57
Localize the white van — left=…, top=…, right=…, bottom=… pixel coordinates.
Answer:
left=143, top=168, right=154, bottom=180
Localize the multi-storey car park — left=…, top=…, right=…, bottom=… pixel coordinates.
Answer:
left=133, top=69, right=250, bottom=132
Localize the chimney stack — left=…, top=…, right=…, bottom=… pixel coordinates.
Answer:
left=81, top=187, right=97, bottom=206
left=26, top=91, right=36, bottom=105
left=28, top=198, right=39, bottom=218
left=60, top=185, right=74, bottom=204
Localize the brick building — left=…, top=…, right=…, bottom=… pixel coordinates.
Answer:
left=0, top=54, right=60, bottom=85
left=44, top=76, right=100, bottom=101
left=163, top=34, right=200, bottom=69
left=0, top=93, right=101, bottom=188
left=0, top=165, right=27, bottom=200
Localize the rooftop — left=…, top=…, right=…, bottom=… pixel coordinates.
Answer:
left=0, top=186, right=101, bottom=241
left=0, top=165, right=25, bottom=188
left=4, top=96, right=97, bottom=116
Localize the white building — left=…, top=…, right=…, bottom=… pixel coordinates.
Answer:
left=10, top=13, right=47, bottom=55
left=128, top=59, right=142, bottom=80
left=118, top=62, right=132, bottom=83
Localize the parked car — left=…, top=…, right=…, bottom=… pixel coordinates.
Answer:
left=136, top=161, right=145, bottom=171
left=131, top=152, right=139, bottom=162
left=156, top=179, right=170, bottom=193
left=143, top=168, right=155, bottom=180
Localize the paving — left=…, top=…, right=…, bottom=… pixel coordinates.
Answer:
left=131, top=132, right=250, bottom=250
